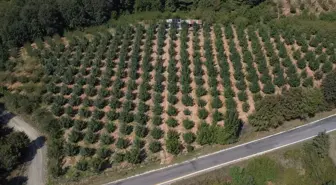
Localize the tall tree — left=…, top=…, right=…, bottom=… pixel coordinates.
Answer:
left=38, top=3, right=64, bottom=36
left=322, top=71, right=336, bottom=107
left=165, top=0, right=178, bottom=12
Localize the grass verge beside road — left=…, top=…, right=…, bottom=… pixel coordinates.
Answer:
left=174, top=131, right=336, bottom=185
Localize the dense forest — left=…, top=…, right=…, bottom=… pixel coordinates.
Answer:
left=0, top=0, right=263, bottom=47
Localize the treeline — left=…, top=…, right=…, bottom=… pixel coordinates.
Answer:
left=249, top=71, right=336, bottom=131
left=0, top=0, right=112, bottom=48
left=0, top=0, right=264, bottom=47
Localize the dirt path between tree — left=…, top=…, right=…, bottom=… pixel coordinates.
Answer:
left=7, top=116, right=46, bottom=185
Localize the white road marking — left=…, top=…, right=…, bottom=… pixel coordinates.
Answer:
left=103, top=114, right=336, bottom=185
left=157, top=128, right=336, bottom=185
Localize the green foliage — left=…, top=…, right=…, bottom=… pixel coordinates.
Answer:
left=84, top=130, right=98, bottom=144
left=116, top=138, right=130, bottom=149
left=322, top=61, right=333, bottom=74
left=90, top=157, right=104, bottom=172
left=135, top=125, right=148, bottom=138
left=167, top=105, right=178, bottom=116
left=68, top=130, right=83, bottom=143
left=100, top=133, right=114, bottom=145
left=182, top=95, right=194, bottom=107
left=301, top=132, right=336, bottom=184
left=183, top=132, right=196, bottom=144
left=301, top=72, right=313, bottom=84
left=182, top=119, right=195, bottom=130
left=243, top=102, right=250, bottom=113
left=245, top=157, right=280, bottom=185
left=262, top=83, right=275, bottom=94
left=76, top=159, right=89, bottom=171
left=119, top=123, right=133, bottom=135
left=211, top=96, right=223, bottom=109
left=0, top=131, right=30, bottom=171
left=114, top=152, right=125, bottom=163
left=105, top=122, right=117, bottom=133
left=80, top=147, right=95, bottom=157
left=322, top=71, right=336, bottom=107
left=64, top=143, right=79, bottom=156
left=183, top=109, right=191, bottom=116
left=166, top=117, right=179, bottom=128
left=151, top=127, right=164, bottom=140
left=149, top=141, right=162, bottom=153
left=196, top=122, right=216, bottom=145
left=230, top=167, right=255, bottom=185
left=152, top=116, right=163, bottom=126
left=249, top=88, right=326, bottom=130
left=97, top=147, right=111, bottom=159
left=166, top=130, right=182, bottom=155
left=217, top=111, right=242, bottom=145
left=198, top=108, right=209, bottom=120
left=125, top=147, right=142, bottom=164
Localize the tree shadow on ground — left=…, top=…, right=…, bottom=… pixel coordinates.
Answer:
left=22, top=136, right=46, bottom=163
left=7, top=176, right=28, bottom=185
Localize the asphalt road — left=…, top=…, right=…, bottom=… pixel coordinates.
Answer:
left=6, top=116, right=46, bottom=185
left=107, top=115, right=336, bottom=185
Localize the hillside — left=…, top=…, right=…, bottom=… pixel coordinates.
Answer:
left=1, top=20, right=336, bottom=174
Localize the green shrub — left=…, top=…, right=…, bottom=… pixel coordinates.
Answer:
left=182, top=94, right=194, bottom=106
left=183, top=109, right=191, bottom=115
left=116, top=138, right=130, bottom=149
left=151, top=127, right=164, bottom=139
left=196, top=122, right=216, bottom=145
left=211, top=96, right=223, bottom=109
left=183, top=132, right=196, bottom=144
left=76, top=159, right=89, bottom=171
left=198, top=108, right=209, bottom=120
left=100, top=133, right=115, bottom=145
left=135, top=125, right=148, bottom=138
left=88, top=119, right=103, bottom=132
left=212, top=110, right=224, bottom=123
left=97, top=147, right=111, bottom=159
left=182, top=119, right=195, bottom=130
left=68, top=130, right=83, bottom=143
left=152, top=115, right=163, bottom=126
left=119, top=123, right=133, bottom=135
left=166, top=117, right=179, bottom=127
left=84, top=130, right=98, bottom=144
left=106, top=122, right=117, bottom=133
left=125, top=147, right=142, bottom=164
left=243, top=102, right=250, bottom=112
left=245, top=157, right=280, bottom=185
left=149, top=141, right=162, bottom=153
left=64, top=143, right=79, bottom=156
left=166, top=130, right=182, bottom=155
left=167, top=105, right=178, bottom=116
left=74, top=120, right=87, bottom=131
left=322, top=71, right=336, bottom=106
left=249, top=88, right=326, bottom=130
left=80, top=147, right=95, bottom=157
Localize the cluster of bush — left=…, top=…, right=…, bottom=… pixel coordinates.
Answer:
left=0, top=122, right=30, bottom=182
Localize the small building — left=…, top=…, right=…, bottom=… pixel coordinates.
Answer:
left=165, top=19, right=202, bottom=30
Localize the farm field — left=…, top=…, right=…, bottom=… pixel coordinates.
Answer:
left=276, top=0, right=336, bottom=15
left=2, top=21, right=336, bottom=170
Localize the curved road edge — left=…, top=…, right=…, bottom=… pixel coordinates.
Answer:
left=105, top=114, right=336, bottom=185
left=7, top=116, right=46, bottom=185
